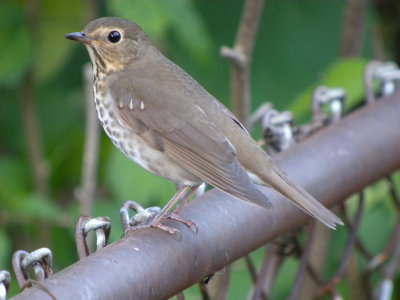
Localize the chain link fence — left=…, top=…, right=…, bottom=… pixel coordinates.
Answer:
left=3, top=60, right=400, bottom=300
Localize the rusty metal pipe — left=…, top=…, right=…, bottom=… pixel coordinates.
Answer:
left=11, top=93, right=400, bottom=300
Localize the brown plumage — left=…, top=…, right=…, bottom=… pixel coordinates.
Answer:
left=66, top=17, right=342, bottom=230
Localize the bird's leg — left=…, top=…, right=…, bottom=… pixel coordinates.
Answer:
left=152, top=185, right=198, bottom=234
left=126, top=185, right=199, bottom=238
left=171, top=185, right=199, bottom=214
left=165, top=185, right=199, bottom=232
left=156, top=185, right=192, bottom=216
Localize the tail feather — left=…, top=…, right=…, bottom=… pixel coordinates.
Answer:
left=264, top=168, right=343, bottom=229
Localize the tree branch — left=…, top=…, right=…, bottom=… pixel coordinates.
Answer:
left=75, top=64, right=100, bottom=216
left=221, top=0, right=265, bottom=126
left=340, top=0, right=368, bottom=57
left=21, top=0, right=49, bottom=197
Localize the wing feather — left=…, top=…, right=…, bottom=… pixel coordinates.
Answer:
left=109, top=82, right=272, bottom=209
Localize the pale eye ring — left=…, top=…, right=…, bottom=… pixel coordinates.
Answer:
left=108, top=31, right=121, bottom=43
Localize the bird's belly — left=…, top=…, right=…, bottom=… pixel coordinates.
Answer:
left=95, top=98, right=201, bottom=186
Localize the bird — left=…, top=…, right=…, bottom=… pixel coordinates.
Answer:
left=65, top=17, right=342, bottom=234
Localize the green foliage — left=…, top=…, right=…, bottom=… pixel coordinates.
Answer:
left=22, top=193, right=62, bottom=221
left=0, top=156, right=30, bottom=209
left=0, top=0, right=86, bottom=85
left=0, top=156, right=61, bottom=220
left=107, top=0, right=213, bottom=64
left=0, top=1, right=32, bottom=86
left=33, top=0, right=87, bottom=83
left=0, top=229, right=11, bottom=267
left=252, top=0, right=344, bottom=111
left=105, top=148, right=175, bottom=207
left=291, top=58, right=368, bottom=121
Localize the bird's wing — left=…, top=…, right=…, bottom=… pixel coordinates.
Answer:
left=109, top=80, right=272, bottom=209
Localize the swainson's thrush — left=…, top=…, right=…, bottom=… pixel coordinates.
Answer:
left=66, top=17, right=342, bottom=233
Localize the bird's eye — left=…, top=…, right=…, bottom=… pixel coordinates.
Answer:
left=108, top=31, right=121, bottom=43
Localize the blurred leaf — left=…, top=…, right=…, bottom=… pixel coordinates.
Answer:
left=22, top=193, right=62, bottom=221
left=0, top=157, right=62, bottom=219
left=107, top=0, right=172, bottom=41
left=344, top=178, right=396, bottom=254
left=272, top=257, right=299, bottom=299
left=359, top=202, right=394, bottom=253
left=105, top=148, right=175, bottom=207
left=0, top=156, right=30, bottom=209
left=92, top=200, right=124, bottom=243
left=0, top=158, right=62, bottom=265
left=227, top=247, right=265, bottom=299
left=252, top=1, right=345, bottom=111
left=107, top=0, right=212, bottom=63
left=320, top=58, right=368, bottom=109
left=0, top=1, right=32, bottom=85
left=0, top=229, right=12, bottom=266
left=51, top=226, right=77, bottom=269
left=34, top=0, right=86, bottom=83
left=290, top=58, right=368, bottom=121
left=161, top=0, right=213, bottom=64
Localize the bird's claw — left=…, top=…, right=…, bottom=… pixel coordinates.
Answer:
left=124, top=212, right=197, bottom=239
left=125, top=216, right=182, bottom=240
left=166, top=213, right=198, bottom=234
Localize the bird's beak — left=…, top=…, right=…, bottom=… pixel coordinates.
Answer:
left=65, top=32, right=93, bottom=45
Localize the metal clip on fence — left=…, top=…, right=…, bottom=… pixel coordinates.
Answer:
left=12, top=248, right=52, bottom=288
left=312, top=86, right=346, bottom=124
left=374, top=63, right=400, bottom=97
left=261, top=108, right=295, bottom=152
left=365, top=61, right=400, bottom=103
left=120, top=200, right=161, bottom=233
left=246, top=103, right=272, bottom=133
left=75, top=216, right=111, bottom=260
left=0, top=271, right=10, bottom=300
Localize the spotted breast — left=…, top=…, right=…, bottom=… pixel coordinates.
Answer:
left=92, top=79, right=201, bottom=187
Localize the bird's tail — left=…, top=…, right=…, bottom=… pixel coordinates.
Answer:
left=262, top=167, right=343, bottom=229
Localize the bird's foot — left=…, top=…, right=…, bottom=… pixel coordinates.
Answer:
left=121, top=200, right=197, bottom=240
left=129, top=206, right=161, bottom=226
left=126, top=213, right=197, bottom=240
left=165, top=212, right=198, bottom=234
left=126, top=215, right=182, bottom=240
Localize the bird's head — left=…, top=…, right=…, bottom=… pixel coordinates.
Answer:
left=65, top=17, right=149, bottom=73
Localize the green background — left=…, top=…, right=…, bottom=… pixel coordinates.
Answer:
left=1, top=0, right=399, bottom=298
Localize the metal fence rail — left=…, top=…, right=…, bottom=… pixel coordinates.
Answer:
left=10, top=93, right=400, bottom=300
